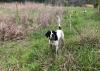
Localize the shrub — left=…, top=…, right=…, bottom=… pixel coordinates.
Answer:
left=0, top=22, right=25, bottom=41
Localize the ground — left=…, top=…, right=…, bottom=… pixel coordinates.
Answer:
left=0, top=3, right=100, bottom=71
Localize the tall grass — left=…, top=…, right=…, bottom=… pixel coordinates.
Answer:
left=0, top=3, right=100, bottom=71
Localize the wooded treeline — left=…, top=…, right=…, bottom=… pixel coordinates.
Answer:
left=0, top=0, right=99, bottom=8
left=0, top=0, right=99, bottom=4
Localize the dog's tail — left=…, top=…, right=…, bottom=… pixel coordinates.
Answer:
left=57, top=15, right=61, bottom=30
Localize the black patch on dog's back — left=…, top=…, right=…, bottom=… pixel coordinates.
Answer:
left=59, top=26, right=61, bottom=30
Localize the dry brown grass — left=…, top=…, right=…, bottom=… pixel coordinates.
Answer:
left=76, top=25, right=100, bottom=46
left=85, top=4, right=94, bottom=8
left=0, top=2, right=64, bottom=41
left=37, top=7, right=64, bottom=27
left=0, top=22, right=25, bottom=41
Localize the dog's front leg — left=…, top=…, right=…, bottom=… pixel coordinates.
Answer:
left=56, top=46, right=59, bottom=55
left=56, top=43, right=59, bottom=58
left=55, top=41, right=59, bottom=57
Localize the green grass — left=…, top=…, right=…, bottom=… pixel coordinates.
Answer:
left=0, top=7, right=100, bottom=71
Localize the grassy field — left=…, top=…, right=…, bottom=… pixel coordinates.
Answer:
left=0, top=3, right=100, bottom=71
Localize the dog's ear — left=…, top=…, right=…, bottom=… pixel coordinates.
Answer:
left=45, top=31, right=51, bottom=38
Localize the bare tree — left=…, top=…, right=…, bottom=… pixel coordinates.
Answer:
left=44, top=0, right=68, bottom=6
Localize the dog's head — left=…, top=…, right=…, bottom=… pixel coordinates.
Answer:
left=45, top=30, right=58, bottom=41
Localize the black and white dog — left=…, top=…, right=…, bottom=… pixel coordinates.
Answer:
left=45, top=16, right=64, bottom=56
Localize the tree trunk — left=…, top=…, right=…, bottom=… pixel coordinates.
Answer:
left=97, top=1, right=100, bottom=13
left=99, top=5, right=100, bottom=13
left=94, top=3, right=98, bottom=8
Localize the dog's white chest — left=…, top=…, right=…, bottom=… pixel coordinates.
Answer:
left=49, top=40, right=58, bottom=46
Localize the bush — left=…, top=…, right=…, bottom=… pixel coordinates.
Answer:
left=0, top=21, right=25, bottom=41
